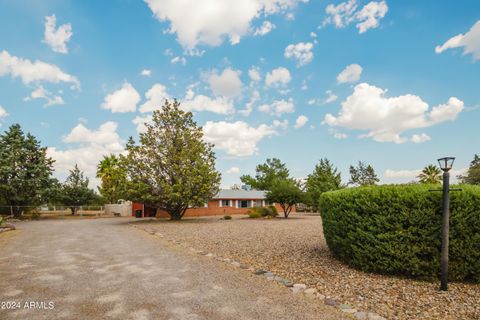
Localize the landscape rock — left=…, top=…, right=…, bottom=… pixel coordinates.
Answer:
left=354, top=311, right=368, bottom=320
left=292, top=283, right=307, bottom=294
left=324, top=298, right=339, bottom=306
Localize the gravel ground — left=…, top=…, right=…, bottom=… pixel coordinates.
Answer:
left=0, top=218, right=348, bottom=320
left=137, top=214, right=480, bottom=320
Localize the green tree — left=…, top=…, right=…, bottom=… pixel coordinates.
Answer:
left=0, top=124, right=55, bottom=217
left=417, top=164, right=442, bottom=184
left=458, top=154, right=480, bottom=185
left=240, top=158, right=290, bottom=190
left=96, top=154, right=127, bottom=203
left=124, top=100, right=221, bottom=220
left=266, top=179, right=304, bottom=218
left=61, top=164, right=96, bottom=214
left=305, top=158, right=342, bottom=210
left=348, top=161, right=379, bottom=186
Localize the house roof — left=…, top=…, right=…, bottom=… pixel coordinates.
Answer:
left=212, top=189, right=266, bottom=200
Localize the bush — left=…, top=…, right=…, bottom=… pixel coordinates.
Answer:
left=320, top=184, right=480, bottom=283
left=247, top=206, right=278, bottom=219
left=248, top=212, right=261, bottom=219
left=0, top=216, right=3, bottom=227
left=223, top=215, right=232, bottom=220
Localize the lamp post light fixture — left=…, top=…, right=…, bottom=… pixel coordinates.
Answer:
left=437, top=157, right=455, bottom=291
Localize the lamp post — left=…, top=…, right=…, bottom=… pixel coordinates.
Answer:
left=437, top=157, right=455, bottom=291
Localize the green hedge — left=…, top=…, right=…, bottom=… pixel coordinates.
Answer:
left=320, top=184, right=480, bottom=282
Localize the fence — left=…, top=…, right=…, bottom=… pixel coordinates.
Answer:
left=0, top=205, right=106, bottom=217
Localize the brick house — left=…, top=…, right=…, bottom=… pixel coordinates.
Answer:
left=131, top=189, right=291, bottom=218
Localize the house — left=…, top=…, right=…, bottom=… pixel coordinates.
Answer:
left=131, top=189, right=292, bottom=218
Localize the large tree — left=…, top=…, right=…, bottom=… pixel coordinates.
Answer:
left=348, top=161, right=379, bottom=186
left=305, top=158, right=342, bottom=210
left=61, top=164, right=96, bottom=214
left=458, top=154, right=480, bottom=185
left=240, top=158, right=290, bottom=190
left=417, top=164, right=442, bottom=184
left=124, top=100, right=221, bottom=220
left=0, top=124, right=55, bottom=217
left=96, top=154, right=127, bottom=203
left=266, top=179, right=304, bottom=218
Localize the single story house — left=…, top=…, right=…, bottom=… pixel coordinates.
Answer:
left=131, top=189, right=291, bottom=218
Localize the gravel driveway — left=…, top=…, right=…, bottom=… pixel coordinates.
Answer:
left=0, top=218, right=348, bottom=320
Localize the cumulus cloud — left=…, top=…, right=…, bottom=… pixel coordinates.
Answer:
left=323, top=83, right=464, bottom=143
left=182, top=88, right=235, bottom=114
left=145, top=0, right=305, bottom=50
left=239, top=90, right=260, bottom=116
left=265, top=67, right=291, bottom=87
left=226, top=167, right=240, bottom=174
left=171, top=56, right=187, bottom=65
left=325, top=90, right=338, bottom=103
left=208, top=68, right=243, bottom=98
left=273, top=119, right=289, bottom=129
left=0, top=105, right=8, bottom=123
left=410, top=133, right=431, bottom=144
left=43, top=15, right=73, bottom=54
left=24, top=86, right=65, bottom=107
left=435, top=20, right=480, bottom=61
left=132, top=115, right=152, bottom=134
left=322, top=0, right=388, bottom=34
left=337, top=64, right=362, bottom=83
left=294, top=115, right=308, bottom=128
left=203, top=120, right=276, bottom=157
left=48, top=122, right=124, bottom=185
left=284, top=42, right=314, bottom=66
left=253, top=20, right=276, bottom=36
left=0, top=50, right=79, bottom=88
left=248, top=67, right=261, bottom=82
left=259, top=98, right=295, bottom=116
left=139, top=83, right=170, bottom=113
left=101, top=82, right=140, bottom=113
left=140, top=69, right=152, bottom=77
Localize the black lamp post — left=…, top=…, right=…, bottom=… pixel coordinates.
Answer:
left=437, top=157, right=455, bottom=291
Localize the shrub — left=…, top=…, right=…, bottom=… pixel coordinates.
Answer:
left=267, top=205, right=278, bottom=216
left=320, top=184, right=480, bottom=283
left=0, top=216, right=3, bottom=227
left=248, top=212, right=261, bottom=219
left=223, top=215, right=232, bottom=220
left=247, top=206, right=278, bottom=218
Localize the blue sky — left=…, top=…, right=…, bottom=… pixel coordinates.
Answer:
left=0, top=0, right=479, bottom=188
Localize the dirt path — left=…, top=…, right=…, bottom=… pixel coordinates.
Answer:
left=0, top=218, right=347, bottom=320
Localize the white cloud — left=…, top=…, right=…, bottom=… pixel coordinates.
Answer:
left=410, top=133, right=431, bottom=144
left=171, top=56, right=187, bottom=65
left=47, top=122, right=124, bottom=186
left=265, top=67, right=291, bottom=87
left=140, top=69, right=152, bottom=77
left=101, top=82, right=140, bottom=113
left=284, top=42, right=314, bottom=66
left=259, top=98, right=295, bottom=116
left=323, top=83, right=464, bottom=143
left=24, top=86, right=65, bottom=107
left=273, top=119, right=289, bottom=129
left=333, top=132, right=348, bottom=139
left=435, top=20, right=480, bottom=61
left=307, top=98, right=317, bottom=105
left=203, top=120, right=276, bottom=157
left=337, top=63, right=363, bottom=84
left=226, top=167, right=240, bottom=174
left=325, top=90, right=338, bottom=103
left=132, top=115, right=152, bottom=134
left=145, top=0, right=304, bottom=50
left=0, top=50, right=79, bottom=88
left=322, top=0, right=388, bottom=34
left=43, top=15, right=72, bottom=54
left=208, top=68, right=243, bottom=98
left=182, top=88, right=235, bottom=114
left=248, top=67, right=261, bottom=82
left=0, top=105, right=8, bottom=121
left=294, top=115, right=308, bottom=128
left=239, top=90, right=260, bottom=116
left=384, top=167, right=467, bottom=183
left=139, top=83, right=170, bottom=113
left=253, top=20, right=276, bottom=36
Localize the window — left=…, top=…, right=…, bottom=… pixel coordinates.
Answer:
left=221, top=200, right=230, bottom=207
left=239, top=200, right=250, bottom=208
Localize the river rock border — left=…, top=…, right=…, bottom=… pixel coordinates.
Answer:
left=131, top=223, right=387, bottom=320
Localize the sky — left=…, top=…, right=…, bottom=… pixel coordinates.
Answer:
left=0, top=0, right=479, bottom=188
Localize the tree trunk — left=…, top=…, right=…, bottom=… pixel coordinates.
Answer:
left=70, top=207, right=77, bottom=215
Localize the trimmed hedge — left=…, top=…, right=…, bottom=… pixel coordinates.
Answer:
left=320, top=184, right=480, bottom=282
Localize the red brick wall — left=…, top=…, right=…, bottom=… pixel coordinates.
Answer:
left=132, top=200, right=293, bottom=218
